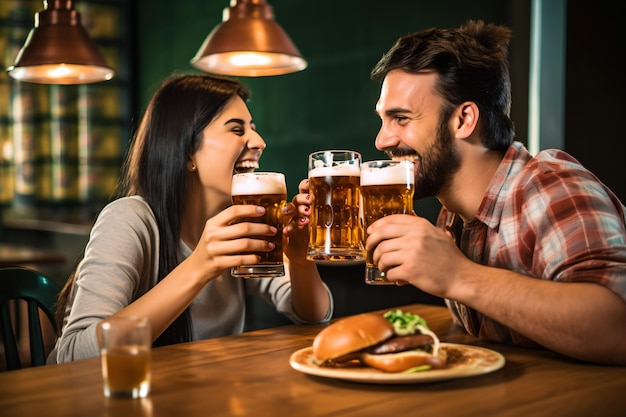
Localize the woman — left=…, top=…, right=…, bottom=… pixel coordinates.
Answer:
left=49, top=74, right=332, bottom=363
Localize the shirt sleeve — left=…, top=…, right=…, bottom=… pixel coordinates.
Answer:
left=54, top=197, right=159, bottom=363
left=520, top=166, right=626, bottom=301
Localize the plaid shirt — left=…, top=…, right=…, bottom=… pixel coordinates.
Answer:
left=438, top=142, right=626, bottom=346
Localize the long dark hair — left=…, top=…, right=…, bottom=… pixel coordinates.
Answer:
left=55, top=74, right=250, bottom=346
left=371, top=20, right=515, bottom=151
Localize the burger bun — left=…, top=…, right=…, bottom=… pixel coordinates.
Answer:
left=313, top=313, right=394, bottom=362
left=362, top=349, right=447, bottom=373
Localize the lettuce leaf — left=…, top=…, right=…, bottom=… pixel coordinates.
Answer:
left=383, top=309, right=429, bottom=336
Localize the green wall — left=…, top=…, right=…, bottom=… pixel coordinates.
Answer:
left=135, top=0, right=527, bottom=221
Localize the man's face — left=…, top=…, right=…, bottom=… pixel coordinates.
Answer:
left=374, top=70, right=460, bottom=198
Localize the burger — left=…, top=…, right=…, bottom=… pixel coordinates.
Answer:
left=312, top=309, right=446, bottom=373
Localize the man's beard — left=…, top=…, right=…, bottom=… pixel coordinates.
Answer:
left=387, top=117, right=461, bottom=199
left=413, top=119, right=460, bottom=198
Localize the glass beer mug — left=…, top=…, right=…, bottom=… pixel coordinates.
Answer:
left=360, top=159, right=415, bottom=284
left=306, top=150, right=363, bottom=262
left=231, top=172, right=287, bottom=278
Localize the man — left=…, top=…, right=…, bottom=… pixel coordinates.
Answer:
left=366, top=20, right=626, bottom=364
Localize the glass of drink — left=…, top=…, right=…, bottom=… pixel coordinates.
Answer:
left=361, top=159, right=415, bottom=284
left=100, top=317, right=151, bottom=399
left=231, top=172, right=287, bottom=278
left=307, top=150, right=363, bottom=262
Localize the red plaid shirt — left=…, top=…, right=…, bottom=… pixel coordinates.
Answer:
left=438, top=142, right=626, bottom=346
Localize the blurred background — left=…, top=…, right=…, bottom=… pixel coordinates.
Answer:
left=0, top=0, right=623, bottom=328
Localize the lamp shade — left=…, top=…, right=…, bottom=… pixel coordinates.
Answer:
left=7, top=0, right=115, bottom=85
left=191, top=0, right=307, bottom=77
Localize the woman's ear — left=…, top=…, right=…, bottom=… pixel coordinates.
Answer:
left=451, top=102, right=479, bottom=140
left=187, top=159, right=197, bottom=172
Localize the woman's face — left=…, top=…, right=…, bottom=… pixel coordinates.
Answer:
left=189, top=96, right=266, bottom=197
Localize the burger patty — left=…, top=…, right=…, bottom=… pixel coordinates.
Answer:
left=366, top=334, right=434, bottom=354
left=320, top=333, right=435, bottom=367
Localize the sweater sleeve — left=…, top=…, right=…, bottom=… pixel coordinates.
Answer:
left=53, top=196, right=160, bottom=363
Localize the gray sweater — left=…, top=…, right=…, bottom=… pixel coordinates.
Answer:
left=49, top=196, right=333, bottom=363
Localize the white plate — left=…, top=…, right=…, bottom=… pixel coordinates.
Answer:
left=289, top=343, right=505, bottom=384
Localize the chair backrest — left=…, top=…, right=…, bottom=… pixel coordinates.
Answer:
left=0, top=267, right=60, bottom=371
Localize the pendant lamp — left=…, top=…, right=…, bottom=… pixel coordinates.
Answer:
left=191, top=0, right=307, bottom=77
left=7, top=0, right=115, bottom=85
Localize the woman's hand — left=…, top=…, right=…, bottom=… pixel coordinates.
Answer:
left=191, top=204, right=278, bottom=281
left=282, top=179, right=313, bottom=261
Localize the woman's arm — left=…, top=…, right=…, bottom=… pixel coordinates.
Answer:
left=281, top=179, right=332, bottom=322
left=57, top=197, right=286, bottom=362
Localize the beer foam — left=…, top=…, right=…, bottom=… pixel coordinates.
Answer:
left=308, top=164, right=361, bottom=178
left=232, top=173, right=286, bottom=195
left=360, top=161, right=415, bottom=186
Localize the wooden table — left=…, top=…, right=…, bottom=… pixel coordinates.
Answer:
left=0, top=304, right=624, bottom=417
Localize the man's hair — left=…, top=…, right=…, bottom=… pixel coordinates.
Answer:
left=371, top=20, right=515, bottom=151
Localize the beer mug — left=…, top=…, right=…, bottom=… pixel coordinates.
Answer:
left=307, top=150, right=363, bottom=262
left=231, top=172, right=287, bottom=278
left=361, top=160, right=415, bottom=284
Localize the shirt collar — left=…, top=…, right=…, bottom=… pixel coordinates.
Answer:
left=473, top=141, right=532, bottom=228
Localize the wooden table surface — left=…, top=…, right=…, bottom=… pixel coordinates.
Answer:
left=0, top=304, right=624, bottom=417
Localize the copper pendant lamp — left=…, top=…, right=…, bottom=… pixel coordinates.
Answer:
left=191, top=0, right=307, bottom=77
left=7, top=0, right=115, bottom=85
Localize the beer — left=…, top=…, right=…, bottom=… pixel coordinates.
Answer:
left=307, top=151, right=363, bottom=262
left=232, top=193, right=286, bottom=265
left=361, top=160, right=415, bottom=284
left=102, top=345, right=151, bottom=398
left=231, top=172, right=287, bottom=277
left=99, top=317, right=151, bottom=399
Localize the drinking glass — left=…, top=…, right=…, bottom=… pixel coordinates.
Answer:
left=361, top=159, right=415, bottom=284
left=306, top=150, right=363, bottom=262
left=231, top=172, right=287, bottom=278
left=100, top=317, right=151, bottom=399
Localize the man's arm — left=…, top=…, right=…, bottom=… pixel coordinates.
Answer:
left=449, top=263, right=626, bottom=365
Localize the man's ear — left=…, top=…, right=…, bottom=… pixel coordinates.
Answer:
left=451, top=102, right=479, bottom=139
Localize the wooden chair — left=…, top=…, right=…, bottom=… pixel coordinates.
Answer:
left=0, top=267, right=60, bottom=371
